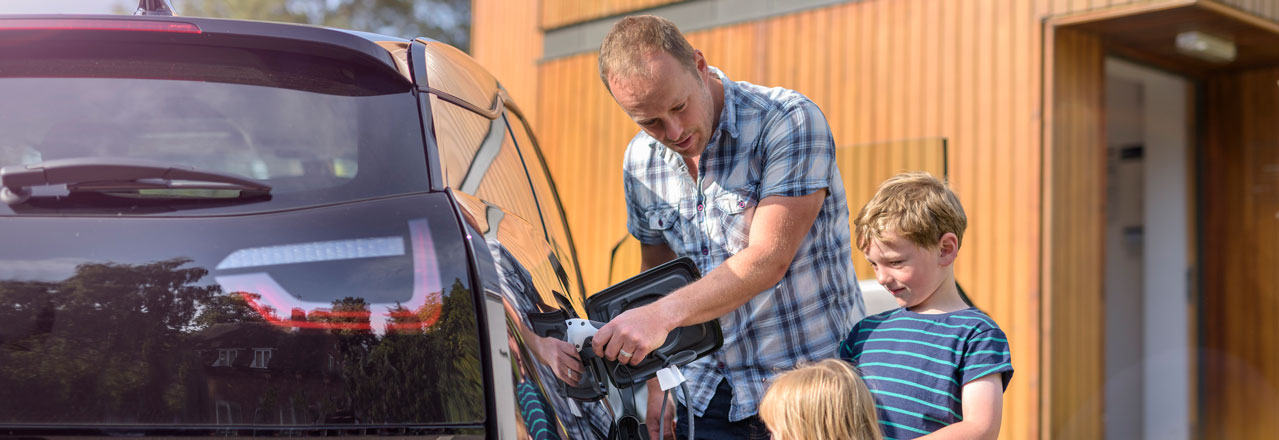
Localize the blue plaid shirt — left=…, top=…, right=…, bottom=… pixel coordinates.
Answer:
left=623, top=67, right=865, bottom=421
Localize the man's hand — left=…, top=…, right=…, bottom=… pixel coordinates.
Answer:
left=646, top=378, right=677, bottom=439
left=592, top=302, right=675, bottom=366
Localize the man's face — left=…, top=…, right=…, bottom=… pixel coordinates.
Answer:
left=607, top=50, right=716, bottom=160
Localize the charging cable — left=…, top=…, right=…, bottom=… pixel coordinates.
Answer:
left=653, top=352, right=696, bottom=440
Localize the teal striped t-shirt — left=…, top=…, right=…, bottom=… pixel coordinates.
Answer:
left=839, top=307, right=1013, bottom=440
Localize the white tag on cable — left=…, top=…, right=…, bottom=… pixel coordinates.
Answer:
left=656, top=365, right=686, bottom=391
left=569, top=399, right=582, bottom=417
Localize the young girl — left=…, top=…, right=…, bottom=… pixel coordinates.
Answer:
left=759, top=359, right=884, bottom=440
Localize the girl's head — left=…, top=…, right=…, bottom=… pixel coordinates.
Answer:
left=759, top=359, right=883, bottom=440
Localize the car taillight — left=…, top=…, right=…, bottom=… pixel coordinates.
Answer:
left=0, top=18, right=201, bottom=34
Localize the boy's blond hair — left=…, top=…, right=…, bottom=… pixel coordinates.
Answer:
left=759, top=359, right=884, bottom=440
left=598, top=15, right=698, bottom=93
left=853, top=171, right=967, bottom=251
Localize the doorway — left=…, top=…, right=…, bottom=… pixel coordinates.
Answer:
left=1102, top=57, right=1193, bottom=440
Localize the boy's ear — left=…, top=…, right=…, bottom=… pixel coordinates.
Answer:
left=937, top=232, right=960, bottom=267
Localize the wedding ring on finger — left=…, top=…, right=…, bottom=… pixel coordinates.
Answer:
left=619, top=349, right=633, bottom=359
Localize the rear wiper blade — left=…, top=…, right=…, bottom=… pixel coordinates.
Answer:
left=1, top=158, right=271, bottom=204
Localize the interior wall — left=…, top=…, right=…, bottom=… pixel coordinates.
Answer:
left=1103, top=73, right=1145, bottom=440
left=1105, top=57, right=1192, bottom=440
left=1133, top=60, right=1190, bottom=440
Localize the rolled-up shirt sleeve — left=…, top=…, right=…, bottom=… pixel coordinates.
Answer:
left=758, top=99, right=836, bottom=199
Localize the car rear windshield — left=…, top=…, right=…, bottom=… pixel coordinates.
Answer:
left=0, top=40, right=429, bottom=215
left=0, top=194, right=483, bottom=432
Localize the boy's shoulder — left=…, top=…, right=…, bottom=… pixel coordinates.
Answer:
left=949, top=307, right=1005, bottom=332
left=855, top=307, right=1006, bottom=338
left=865, top=308, right=901, bottom=322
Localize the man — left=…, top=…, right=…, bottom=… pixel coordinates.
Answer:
left=591, top=15, right=866, bottom=439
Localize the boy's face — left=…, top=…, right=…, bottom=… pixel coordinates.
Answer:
left=864, top=228, right=958, bottom=310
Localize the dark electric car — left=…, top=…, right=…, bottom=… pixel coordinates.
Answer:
left=0, top=5, right=717, bottom=439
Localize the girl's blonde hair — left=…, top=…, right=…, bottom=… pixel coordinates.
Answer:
left=759, top=359, right=884, bottom=440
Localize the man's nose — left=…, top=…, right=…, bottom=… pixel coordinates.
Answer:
left=665, top=118, right=683, bottom=142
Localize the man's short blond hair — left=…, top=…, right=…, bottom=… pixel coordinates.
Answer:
left=598, top=15, right=697, bottom=93
left=854, top=171, right=967, bottom=251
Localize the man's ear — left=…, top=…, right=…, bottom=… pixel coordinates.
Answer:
left=938, top=232, right=960, bottom=267
left=693, top=49, right=708, bottom=77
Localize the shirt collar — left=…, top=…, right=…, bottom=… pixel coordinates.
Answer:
left=709, top=66, right=740, bottom=140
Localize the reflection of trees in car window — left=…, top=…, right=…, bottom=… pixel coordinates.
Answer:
left=0, top=258, right=216, bottom=423
left=326, top=283, right=485, bottom=423
left=0, top=257, right=484, bottom=425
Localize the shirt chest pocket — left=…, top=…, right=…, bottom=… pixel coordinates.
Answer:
left=715, top=185, right=758, bottom=253
left=646, top=206, right=695, bottom=255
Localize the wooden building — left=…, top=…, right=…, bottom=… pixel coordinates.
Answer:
left=471, top=0, right=1279, bottom=438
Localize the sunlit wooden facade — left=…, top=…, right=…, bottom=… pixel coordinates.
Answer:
left=472, top=0, right=1279, bottom=438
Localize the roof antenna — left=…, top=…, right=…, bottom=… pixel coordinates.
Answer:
left=134, top=0, right=178, bottom=16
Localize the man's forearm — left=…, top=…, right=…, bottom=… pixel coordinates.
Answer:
left=655, top=244, right=789, bottom=329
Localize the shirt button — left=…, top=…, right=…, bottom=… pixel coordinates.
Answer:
left=738, top=201, right=746, bottom=208
left=697, top=203, right=703, bottom=211
left=717, top=362, right=726, bottom=369
left=701, top=247, right=709, bottom=255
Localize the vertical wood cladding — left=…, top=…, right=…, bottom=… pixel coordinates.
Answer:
left=1202, top=66, right=1279, bottom=440
left=1044, top=27, right=1106, bottom=440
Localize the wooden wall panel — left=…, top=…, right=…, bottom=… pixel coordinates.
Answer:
left=541, top=0, right=686, bottom=30
left=1202, top=66, right=1279, bottom=440
left=471, top=0, right=542, bottom=125
left=1043, top=28, right=1106, bottom=439
left=532, top=1, right=1044, bottom=438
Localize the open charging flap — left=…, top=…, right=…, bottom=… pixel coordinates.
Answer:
left=585, top=257, right=723, bottom=389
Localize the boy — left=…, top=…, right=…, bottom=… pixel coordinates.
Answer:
left=839, top=172, right=1013, bottom=440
